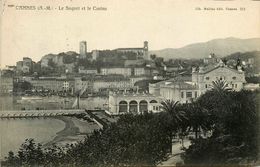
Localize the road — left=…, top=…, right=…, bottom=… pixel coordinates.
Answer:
left=158, top=139, right=191, bottom=166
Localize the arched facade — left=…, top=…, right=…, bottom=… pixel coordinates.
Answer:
left=108, top=92, right=163, bottom=115
left=119, top=101, right=128, bottom=113
left=150, top=100, right=158, bottom=103
left=139, top=100, right=148, bottom=113
left=129, top=100, right=138, bottom=114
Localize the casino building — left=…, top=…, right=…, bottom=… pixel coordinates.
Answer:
left=108, top=91, right=162, bottom=115
left=149, top=60, right=246, bottom=103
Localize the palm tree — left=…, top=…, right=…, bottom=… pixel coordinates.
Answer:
left=210, top=79, right=231, bottom=95
left=185, top=102, right=211, bottom=139
left=161, top=100, right=187, bottom=129
left=161, top=100, right=187, bottom=150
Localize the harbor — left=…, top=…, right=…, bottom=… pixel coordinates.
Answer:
left=0, top=95, right=114, bottom=161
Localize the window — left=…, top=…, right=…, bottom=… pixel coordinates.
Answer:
left=205, top=84, right=208, bottom=88
left=232, top=76, right=236, bottom=80
left=186, top=92, right=192, bottom=98
left=181, top=92, right=184, bottom=98
left=195, top=91, right=198, bottom=98
left=235, top=84, right=237, bottom=88
left=205, top=77, right=210, bottom=80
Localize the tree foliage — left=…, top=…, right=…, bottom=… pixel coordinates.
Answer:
left=3, top=113, right=173, bottom=166
left=13, top=81, right=32, bottom=93
left=182, top=90, right=259, bottom=165
left=3, top=86, right=259, bottom=166
left=161, top=100, right=187, bottom=131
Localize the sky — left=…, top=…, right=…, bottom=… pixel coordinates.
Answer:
left=1, top=0, right=260, bottom=67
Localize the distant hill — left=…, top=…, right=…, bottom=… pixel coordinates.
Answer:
left=149, top=37, right=260, bottom=60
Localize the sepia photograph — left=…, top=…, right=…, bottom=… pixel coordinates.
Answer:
left=0, top=0, right=260, bottom=166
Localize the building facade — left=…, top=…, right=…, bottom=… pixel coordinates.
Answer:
left=133, top=67, right=146, bottom=76
left=192, top=64, right=246, bottom=95
left=115, top=41, right=149, bottom=60
left=78, top=67, right=98, bottom=74
left=74, top=75, right=135, bottom=94
left=100, top=67, right=132, bottom=76
left=93, top=77, right=134, bottom=92
left=100, top=67, right=151, bottom=77
left=23, top=57, right=32, bottom=68
left=149, top=62, right=246, bottom=103
left=29, top=78, right=75, bottom=93
left=108, top=91, right=162, bottom=115
left=16, top=57, right=33, bottom=73
left=0, top=77, right=13, bottom=94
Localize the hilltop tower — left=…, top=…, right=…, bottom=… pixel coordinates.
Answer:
left=79, top=41, right=87, bottom=59
left=143, top=41, right=149, bottom=60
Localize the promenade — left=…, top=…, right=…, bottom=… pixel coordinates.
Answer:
left=0, top=109, right=85, bottom=118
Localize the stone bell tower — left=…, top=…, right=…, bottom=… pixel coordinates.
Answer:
left=143, top=41, right=149, bottom=60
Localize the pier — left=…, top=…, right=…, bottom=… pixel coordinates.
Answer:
left=0, top=109, right=85, bottom=118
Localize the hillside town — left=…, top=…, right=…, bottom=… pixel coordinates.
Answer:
left=0, top=41, right=259, bottom=110
left=0, top=40, right=260, bottom=166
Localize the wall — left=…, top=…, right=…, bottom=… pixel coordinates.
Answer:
left=0, top=77, right=13, bottom=94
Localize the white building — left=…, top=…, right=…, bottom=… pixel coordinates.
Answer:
left=100, top=67, right=132, bottom=77
left=108, top=91, right=162, bottom=115
left=192, top=64, right=246, bottom=95
left=149, top=62, right=246, bottom=103
left=93, top=77, right=134, bottom=92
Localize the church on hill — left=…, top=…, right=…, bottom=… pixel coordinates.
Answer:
left=114, top=41, right=149, bottom=60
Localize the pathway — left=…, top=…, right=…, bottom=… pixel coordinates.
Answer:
left=158, top=139, right=191, bottom=166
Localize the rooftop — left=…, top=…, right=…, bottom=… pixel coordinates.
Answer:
left=149, top=75, right=197, bottom=90
left=115, top=48, right=144, bottom=51
left=81, top=75, right=130, bottom=82
left=110, top=91, right=158, bottom=98
left=196, top=64, right=243, bottom=74
left=161, top=81, right=198, bottom=90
